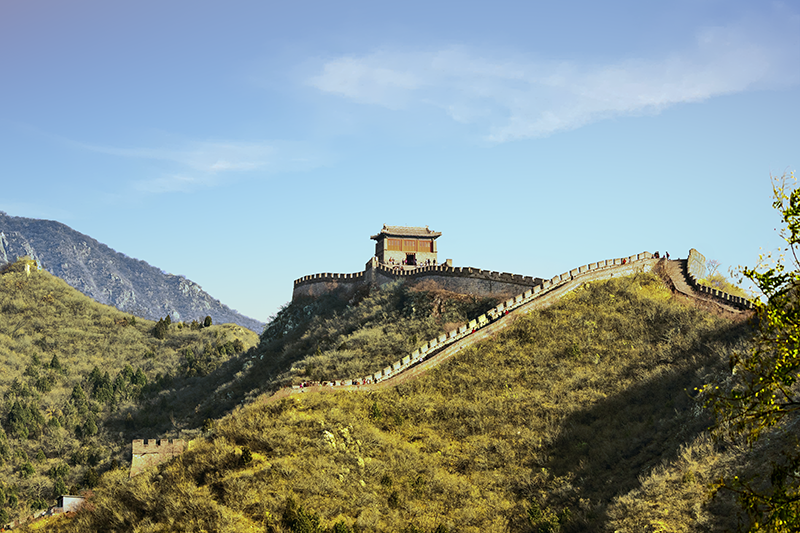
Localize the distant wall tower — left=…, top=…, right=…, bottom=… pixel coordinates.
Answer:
left=130, top=439, right=186, bottom=477
left=371, top=225, right=441, bottom=267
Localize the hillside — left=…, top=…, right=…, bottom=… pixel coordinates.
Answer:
left=0, top=212, right=264, bottom=332
left=0, top=259, right=259, bottom=525
left=43, top=272, right=757, bottom=532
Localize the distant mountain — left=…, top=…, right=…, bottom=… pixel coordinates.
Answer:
left=0, top=212, right=264, bottom=332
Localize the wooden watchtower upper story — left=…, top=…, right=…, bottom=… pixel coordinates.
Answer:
left=371, top=225, right=441, bottom=267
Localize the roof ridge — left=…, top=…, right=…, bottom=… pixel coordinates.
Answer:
left=371, top=225, right=442, bottom=239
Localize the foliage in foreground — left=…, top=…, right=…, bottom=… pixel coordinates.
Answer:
left=703, top=173, right=800, bottom=532
left=46, top=273, right=754, bottom=532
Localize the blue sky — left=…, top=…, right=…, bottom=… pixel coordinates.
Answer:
left=1, top=0, right=798, bottom=322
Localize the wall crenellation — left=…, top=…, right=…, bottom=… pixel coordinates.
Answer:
left=290, top=252, right=657, bottom=389
left=684, top=248, right=752, bottom=310
left=131, top=438, right=185, bottom=454
left=283, top=251, right=754, bottom=396
left=292, top=259, right=546, bottom=302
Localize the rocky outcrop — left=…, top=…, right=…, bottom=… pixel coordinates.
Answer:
left=0, top=212, right=264, bottom=332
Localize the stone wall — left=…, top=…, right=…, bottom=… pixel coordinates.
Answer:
left=683, top=254, right=753, bottom=310
left=130, top=438, right=186, bottom=477
left=270, top=250, right=756, bottom=403
left=285, top=252, right=659, bottom=389
left=291, top=269, right=366, bottom=301
left=362, top=253, right=658, bottom=385
left=292, top=258, right=544, bottom=301
left=687, top=248, right=707, bottom=280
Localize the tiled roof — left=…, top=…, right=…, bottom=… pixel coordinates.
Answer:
left=370, top=225, right=442, bottom=239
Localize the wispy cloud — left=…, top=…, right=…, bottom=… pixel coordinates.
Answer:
left=78, top=139, right=326, bottom=193
left=132, top=174, right=204, bottom=194
left=308, top=14, right=800, bottom=141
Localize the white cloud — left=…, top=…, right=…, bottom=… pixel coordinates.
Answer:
left=309, top=56, right=422, bottom=109
left=77, top=139, right=325, bottom=194
left=308, top=15, right=800, bottom=141
left=82, top=141, right=275, bottom=174
left=132, top=174, right=202, bottom=194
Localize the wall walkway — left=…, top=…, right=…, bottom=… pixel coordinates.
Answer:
left=266, top=251, right=753, bottom=403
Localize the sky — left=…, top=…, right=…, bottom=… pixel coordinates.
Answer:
left=1, top=0, right=798, bottom=323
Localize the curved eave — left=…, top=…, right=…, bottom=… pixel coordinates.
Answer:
left=371, top=232, right=442, bottom=240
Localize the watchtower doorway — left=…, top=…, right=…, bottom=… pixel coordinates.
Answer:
left=406, top=253, right=416, bottom=266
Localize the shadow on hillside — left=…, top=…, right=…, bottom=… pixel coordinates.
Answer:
left=109, top=290, right=359, bottom=442
left=542, top=320, right=751, bottom=531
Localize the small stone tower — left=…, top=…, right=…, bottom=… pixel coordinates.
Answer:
left=130, top=439, right=186, bottom=477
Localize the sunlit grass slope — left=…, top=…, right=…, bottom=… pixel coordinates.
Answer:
left=0, top=259, right=258, bottom=523
left=49, top=273, right=753, bottom=532
left=184, top=281, right=501, bottom=415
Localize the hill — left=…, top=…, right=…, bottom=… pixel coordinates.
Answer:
left=42, top=272, right=758, bottom=532
left=0, top=212, right=264, bottom=332
left=0, top=259, right=259, bottom=525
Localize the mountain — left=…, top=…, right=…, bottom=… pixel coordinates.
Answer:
left=0, top=212, right=264, bottom=332
left=42, top=272, right=755, bottom=532
left=0, top=258, right=260, bottom=525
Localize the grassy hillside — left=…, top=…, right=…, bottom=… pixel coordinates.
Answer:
left=165, top=281, right=502, bottom=424
left=0, top=259, right=259, bottom=524
left=44, top=272, right=756, bottom=532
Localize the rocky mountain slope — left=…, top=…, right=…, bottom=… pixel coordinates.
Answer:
left=0, top=212, right=263, bottom=332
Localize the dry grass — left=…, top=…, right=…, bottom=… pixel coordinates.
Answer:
left=43, top=273, right=761, bottom=532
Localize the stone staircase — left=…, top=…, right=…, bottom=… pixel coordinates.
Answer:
left=662, top=258, right=751, bottom=313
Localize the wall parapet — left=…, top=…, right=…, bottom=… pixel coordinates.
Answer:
left=287, top=251, right=659, bottom=390
left=293, top=270, right=366, bottom=286
left=131, top=438, right=185, bottom=454
left=279, top=250, right=754, bottom=399
left=372, top=262, right=543, bottom=285
left=292, top=258, right=545, bottom=301
left=683, top=250, right=753, bottom=310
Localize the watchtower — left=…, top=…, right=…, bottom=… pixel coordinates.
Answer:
left=371, top=225, right=441, bottom=267
left=130, top=438, right=186, bottom=477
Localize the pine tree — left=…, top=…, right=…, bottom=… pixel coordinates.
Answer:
left=153, top=318, right=168, bottom=339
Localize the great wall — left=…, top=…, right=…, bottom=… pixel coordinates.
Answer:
left=293, top=257, right=545, bottom=301
left=269, top=248, right=753, bottom=402
left=121, top=247, right=753, bottom=481
left=130, top=438, right=186, bottom=477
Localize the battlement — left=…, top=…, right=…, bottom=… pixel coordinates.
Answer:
left=292, top=258, right=545, bottom=302
left=294, top=271, right=366, bottom=286
left=272, top=249, right=756, bottom=405
left=684, top=249, right=752, bottom=310
left=373, top=262, right=543, bottom=284
left=132, top=438, right=185, bottom=454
